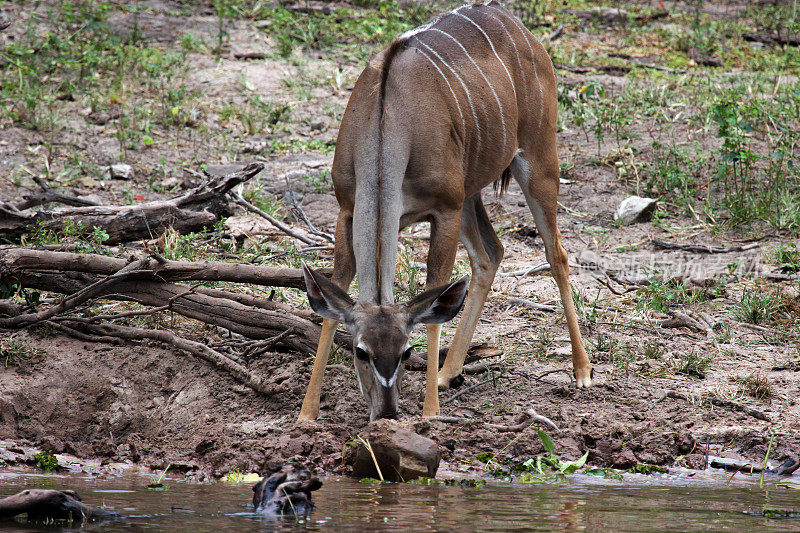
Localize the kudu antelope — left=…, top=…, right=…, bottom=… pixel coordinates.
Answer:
left=300, top=1, right=592, bottom=422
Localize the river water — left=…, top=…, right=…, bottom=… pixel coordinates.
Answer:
left=1, top=469, right=798, bottom=531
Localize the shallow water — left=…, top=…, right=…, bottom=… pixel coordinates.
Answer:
left=1, top=469, right=798, bottom=532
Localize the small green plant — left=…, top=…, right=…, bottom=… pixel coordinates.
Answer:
left=584, top=467, right=624, bottom=480
left=302, top=169, right=330, bottom=193
left=263, top=138, right=335, bottom=155
left=571, top=284, right=599, bottom=320
left=20, top=220, right=110, bottom=254
left=772, top=242, right=800, bottom=273
left=409, top=477, right=486, bottom=487
left=1, top=339, right=39, bottom=368
left=760, top=434, right=774, bottom=489
left=147, top=464, right=170, bottom=490
left=224, top=469, right=245, bottom=483
left=243, top=187, right=283, bottom=217
left=394, top=242, right=423, bottom=301
left=736, top=287, right=782, bottom=325
left=675, top=349, right=714, bottom=379
left=515, top=430, right=589, bottom=483
left=33, top=450, right=59, bottom=472
left=627, top=464, right=669, bottom=475
left=731, top=372, right=774, bottom=402
left=636, top=278, right=694, bottom=313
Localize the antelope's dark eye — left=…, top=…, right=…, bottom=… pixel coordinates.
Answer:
left=402, top=347, right=412, bottom=361
left=355, top=347, right=369, bottom=361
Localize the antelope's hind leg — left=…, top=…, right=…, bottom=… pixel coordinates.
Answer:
left=297, top=212, right=356, bottom=421
left=512, top=151, right=593, bottom=388
left=437, top=194, right=504, bottom=389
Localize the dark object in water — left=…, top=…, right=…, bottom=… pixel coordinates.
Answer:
left=767, top=457, right=800, bottom=477
left=0, top=489, right=120, bottom=522
left=252, top=465, right=322, bottom=515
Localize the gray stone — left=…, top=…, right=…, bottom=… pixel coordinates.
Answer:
left=350, top=420, right=440, bottom=482
left=109, top=163, right=133, bottom=180
left=614, top=196, right=657, bottom=225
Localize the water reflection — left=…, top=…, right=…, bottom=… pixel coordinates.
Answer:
left=0, top=470, right=798, bottom=531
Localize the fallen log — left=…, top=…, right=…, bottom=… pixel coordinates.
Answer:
left=651, top=238, right=760, bottom=254
left=0, top=247, right=331, bottom=290
left=743, top=31, right=800, bottom=47
left=0, top=162, right=264, bottom=244
left=0, top=489, right=119, bottom=522
left=8, top=270, right=352, bottom=354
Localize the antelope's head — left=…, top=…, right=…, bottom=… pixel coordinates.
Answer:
left=302, top=264, right=469, bottom=421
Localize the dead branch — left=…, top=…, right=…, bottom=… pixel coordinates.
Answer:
left=498, top=262, right=551, bottom=278
left=503, top=297, right=557, bottom=313
left=230, top=191, right=320, bottom=246
left=442, top=370, right=505, bottom=404
left=743, top=32, right=800, bottom=47
left=405, top=342, right=502, bottom=371
left=0, top=247, right=330, bottom=290
left=654, top=390, right=771, bottom=422
left=14, top=190, right=102, bottom=211
left=7, top=270, right=351, bottom=354
left=284, top=191, right=335, bottom=243
left=46, top=320, right=124, bottom=344
left=462, top=361, right=505, bottom=374
left=659, top=310, right=714, bottom=334
left=651, top=238, right=760, bottom=254
left=0, top=257, right=150, bottom=329
left=0, top=163, right=264, bottom=244
left=487, top=408, right=560, bottom=432
left=544, top=25, right=564, bottom=41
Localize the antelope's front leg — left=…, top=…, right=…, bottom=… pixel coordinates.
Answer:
left=422, top=209, right=462, bottom=417
left=297, top=212, right=355, bottom=422
left=438, top=195, right=503, bottom=389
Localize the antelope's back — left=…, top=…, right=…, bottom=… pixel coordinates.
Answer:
left=334, top=2, right=557, bottom=204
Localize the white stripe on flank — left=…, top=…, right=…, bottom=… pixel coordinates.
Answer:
left=454, top=8, right=517, bottom=100
left=427, top=27, right=507, bottom=148
left=479, top=8, right=528, bottom=95
left=417, top=40, right=482, bottom=154
left=488, top=4, right=544, bottom=127
left=415, top=46, right=467, bottom=145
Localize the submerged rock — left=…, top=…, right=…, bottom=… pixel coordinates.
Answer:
left=350, top=420, right=440, bottom=482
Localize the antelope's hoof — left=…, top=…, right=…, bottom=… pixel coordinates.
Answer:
left=574, top=366, right=593, bottom=388
left=437, top=373, right=464, bottom=390
left=295, top=412, right=319, bottom=424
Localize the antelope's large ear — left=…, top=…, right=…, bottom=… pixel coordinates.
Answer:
left=405, top=275, right=469, bottom=325
left=302, top=263, right=355, bottom=322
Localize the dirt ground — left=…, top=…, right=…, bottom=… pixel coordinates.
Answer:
left=1, top=0, right=799, bottom=481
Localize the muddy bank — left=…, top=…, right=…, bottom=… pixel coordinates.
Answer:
left=2, top=330, right=798, bottom=481
left=2, top=0, right=799, bottom=484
